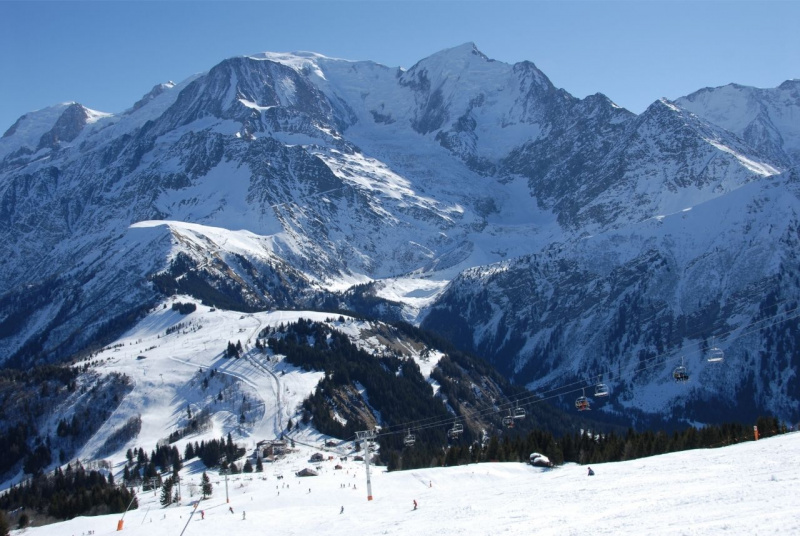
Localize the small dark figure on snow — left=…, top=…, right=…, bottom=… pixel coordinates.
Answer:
left=587, top=467, right=595, bottom=476
left=229, top=506, right=234, bottom=514
left=200, top=511, right=205, bottom=520
left=340, top=506, right=344, bottom=514
left=413, top=499, right=418, bottom=510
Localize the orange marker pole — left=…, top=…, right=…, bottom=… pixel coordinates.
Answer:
left=753, top=425, right=759, bottom=441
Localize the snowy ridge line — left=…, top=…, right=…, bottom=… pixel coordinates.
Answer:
left=365, top=302, right=800, bottom=440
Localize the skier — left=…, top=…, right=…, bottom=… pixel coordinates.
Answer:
left=340, top=506, right=344, bottom=515
left=200, top=511, right=205, bottom=520
left=242, top=511, right=246, bottom=520
left=229, top=506, right=234, bottom=514
left=413, top=499, right=418, bottom=510
left=587, top=467, right=595, bottom=476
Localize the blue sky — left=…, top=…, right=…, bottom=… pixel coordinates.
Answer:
left=1, top=1, right=797, bottom=132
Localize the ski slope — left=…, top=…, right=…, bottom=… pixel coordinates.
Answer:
left=16, top=432, right=800, bottom=536
left=6, top=297, right=800, bottom=535
left=66, top=297, right=446, bottom=468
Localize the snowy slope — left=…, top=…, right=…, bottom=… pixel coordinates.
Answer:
left=14, top=431, right=800, bottom=536
left=58, top=297, right=445, bottom=467
left=676, top=80, right=800, bottom=166
left=423, top=167, right=800, bottom=422
left=0, top=43, right=796, bottom=428
left=6, top=294, right=799, bottom=534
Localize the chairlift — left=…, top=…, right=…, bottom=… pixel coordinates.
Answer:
left=673, top=356, right=689, bottom=383
left=403, top=429, right=416, bottom=447
left=575, top=388, right=590, bottom=411
left=707, top=340, right=725, bottom=363
left=594, top=383, right=610, bottom=397
left=502, top=411, right=515, bottom=428
left=513, top=404, right=527, bottom=420
left=447, top=422, right=464, bottom=439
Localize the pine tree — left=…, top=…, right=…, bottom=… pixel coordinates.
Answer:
left=160, top=476, right=174, bottom=506
left=201, top=471, right=212, bottom=498
left=185, top=442, right=195, bottom=460
left=0, top=510, right=9, bottom=536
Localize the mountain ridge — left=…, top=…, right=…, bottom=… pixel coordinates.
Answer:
left=1, top=43, right=797, bottom=426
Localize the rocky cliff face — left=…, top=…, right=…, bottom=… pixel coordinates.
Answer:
left=0, top=44, right=796, bottom=423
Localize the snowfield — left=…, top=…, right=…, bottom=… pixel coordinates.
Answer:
left=13, top=433, right=800, bottom=536
left=7, top=297, right=800, bottom=535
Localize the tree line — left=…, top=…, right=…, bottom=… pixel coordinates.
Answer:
left=420, top=415, right=790, bottom=470
left=0, top=462, right=136, bottom=525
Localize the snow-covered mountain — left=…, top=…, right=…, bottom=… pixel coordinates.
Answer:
left=1, top=43, right=798, bottom=424
left=676, top=79, right=800, bottom=167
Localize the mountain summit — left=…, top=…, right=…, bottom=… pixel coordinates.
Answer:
left=0, top=44, right=798, bottom=425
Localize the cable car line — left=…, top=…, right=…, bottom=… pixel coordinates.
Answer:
left=346, top=302, right=800, bottom=444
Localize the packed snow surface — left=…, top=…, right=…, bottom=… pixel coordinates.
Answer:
left=16, top=433, right=800, bottom=536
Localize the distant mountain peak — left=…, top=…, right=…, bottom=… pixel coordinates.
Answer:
left=128, top=81, right=177, bottom=113
left=778, top=79, right=800, bottom=90
left=407, top=42, right=492, bottom=73
left=446, top=41, right=489, bottom=59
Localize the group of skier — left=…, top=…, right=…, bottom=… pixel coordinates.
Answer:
left=195, top=466, right=601, bottom=523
